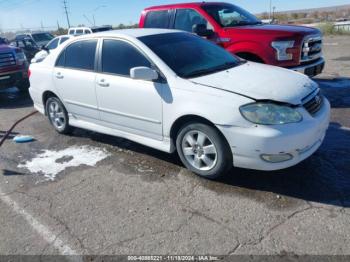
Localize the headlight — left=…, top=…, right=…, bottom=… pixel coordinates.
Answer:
left=271, top=41, right=294, bottom=61
left=240, top=103, right=303, bottom=125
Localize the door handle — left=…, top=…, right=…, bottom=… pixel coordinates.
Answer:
left=98, top=79, right=109, bottom=87
left=55, top=72, right=64, bottom=79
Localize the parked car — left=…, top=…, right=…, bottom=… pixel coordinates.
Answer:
left=68, top=25, right=112, bottom=36
left=68, top=27, right=93, bottom=36
left=0, top=37, right=9, bottom=45
left=0, top=38, right=30, bottom=91
left=139, top=2, right=325, bottom=77
left=10, top=36, right=40, bottom=62
left=15, top=32, right=55, bottom=47
left=31, top=35, right=73, bottom=63
left=29, top=29, right=330, bottom=179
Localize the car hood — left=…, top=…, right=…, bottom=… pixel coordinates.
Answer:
left=190, top=62, right=318, bottom=105
left=224, top=24, right=321, bottom=37
left=0, top=44, right=16, bottom=52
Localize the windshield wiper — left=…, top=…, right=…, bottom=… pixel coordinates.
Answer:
left=184, top=62, right=237, bottom=78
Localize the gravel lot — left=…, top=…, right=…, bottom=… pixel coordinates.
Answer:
left=0, top=36, right=349, bottom=257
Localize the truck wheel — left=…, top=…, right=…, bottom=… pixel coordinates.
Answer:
left=17, top=79, right=30, bottom=93
left=176, top=123, right=232, bottom=179
left=46, top=97, right=72, bottom=134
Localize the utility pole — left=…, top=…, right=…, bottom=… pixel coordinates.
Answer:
left=63, top=0, right=71, bottom=28
left=269, top=0, right=272, bottom=20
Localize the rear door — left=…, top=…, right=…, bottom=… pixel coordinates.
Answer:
left=53, top=39, right=99, bottom=120
left=143, top=10, right=172, bottom=29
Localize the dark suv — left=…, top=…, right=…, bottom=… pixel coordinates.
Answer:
left=16, top=32, right=54, bottom=47
left=10, top=36, right=40, bottom=62
left=0, top=37, right=30, bottom=91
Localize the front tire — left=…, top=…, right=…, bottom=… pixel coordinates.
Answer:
left=46, top=97, right=72, bottom=134
left=176, top=123, right=232, bottom=179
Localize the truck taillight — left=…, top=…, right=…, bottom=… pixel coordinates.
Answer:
left=28, top=69, right=31, bottom=78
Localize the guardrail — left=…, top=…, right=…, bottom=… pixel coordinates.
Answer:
left=334, top=21, right=350, bottom=31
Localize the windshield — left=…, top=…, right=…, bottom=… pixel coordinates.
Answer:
left=138, top=33, right=241, bottom=79
left=32, top=33, right=54, bottom=42
left=202, top=4, right=261, bottom=27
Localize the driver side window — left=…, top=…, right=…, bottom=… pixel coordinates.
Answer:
left=174, top=9, right=213, bottom=33
left=218, top=9, right=250, bottom=26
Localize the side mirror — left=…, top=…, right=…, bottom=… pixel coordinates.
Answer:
left=130, top=67, right=158, bottom=81
left=192, top=24, right=214, bottom=37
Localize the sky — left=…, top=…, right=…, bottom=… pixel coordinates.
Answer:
left=0, top=0, right=349, bottom=31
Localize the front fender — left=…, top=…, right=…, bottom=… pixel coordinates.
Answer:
left=226, top=41, right=273, bottom=64
left=162, top=80, right=254, bottom=137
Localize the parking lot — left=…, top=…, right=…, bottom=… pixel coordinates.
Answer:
left=0, top=35, right=349, bottom=256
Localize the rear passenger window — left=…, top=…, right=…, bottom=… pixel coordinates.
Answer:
left=64, top=40, right=97, bottom=71
left=102, top=39, right=151, bottom=76
left=144, top=10, right=170, bottom=28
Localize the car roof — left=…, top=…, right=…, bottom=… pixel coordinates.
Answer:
left=79, top=28, right=182, bottom=39
left=144, top=2, right=229, bottom=10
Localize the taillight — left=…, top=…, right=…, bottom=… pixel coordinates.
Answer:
left=28, top=69, right=31, bottom=78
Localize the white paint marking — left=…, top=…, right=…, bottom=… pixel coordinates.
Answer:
left=18, top=146, right=110, bottom=181
left=0, top=188, right=82, bottom=260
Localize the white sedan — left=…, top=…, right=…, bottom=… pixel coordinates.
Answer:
left=31, top=35, right=73, bottom=63
left=29, top=29, right=330, bottom=179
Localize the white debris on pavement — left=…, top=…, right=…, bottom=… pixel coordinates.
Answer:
left=18, top=146, right=111, bottom=181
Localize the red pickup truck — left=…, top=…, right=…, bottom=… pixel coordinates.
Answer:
left=139, top=2, right=325, bottom=77
left=0, top=37, right=30, bottom=92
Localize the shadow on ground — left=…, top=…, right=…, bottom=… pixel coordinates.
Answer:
left=0, top=87, right=33, bottom=109
left=4, top=77, right=350, bottom=208
left=315, top=77, right=350, bottom=109
left=218, top=122, right=350, bottom=208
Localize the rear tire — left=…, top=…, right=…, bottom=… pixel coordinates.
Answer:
left=176, top=122, right=232, bottom=179
left=46, top=96, right=72, bottom=134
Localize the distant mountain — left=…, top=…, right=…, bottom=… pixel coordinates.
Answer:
left=275, top=4, right=350, bottom=14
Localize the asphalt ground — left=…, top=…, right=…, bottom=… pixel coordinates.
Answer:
left=0, top=36, right=349, bottom=257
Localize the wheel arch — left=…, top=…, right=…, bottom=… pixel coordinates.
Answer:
left=42, top=91, right=59, bottom=115
left=236, top=52, right=265, bottom=63
left=170, top=115, right=232, bottom=154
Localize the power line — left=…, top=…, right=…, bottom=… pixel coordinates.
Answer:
left=63, top=0, right=71, bottom=28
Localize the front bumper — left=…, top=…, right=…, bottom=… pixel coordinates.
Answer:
left=218, top=98, right=331, bottom=171
left=289, top=57, right=325, bottom=77
left=0, top=70, right=28, bottom=89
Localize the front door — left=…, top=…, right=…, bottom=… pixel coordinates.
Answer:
left=96, top=39, right=163, bottom=140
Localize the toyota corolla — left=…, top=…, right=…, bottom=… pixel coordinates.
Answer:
left=29, top=29, right=330, bottom=179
